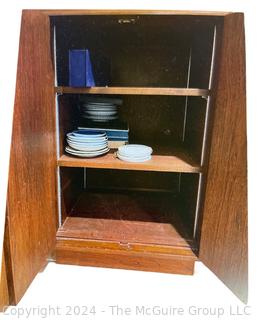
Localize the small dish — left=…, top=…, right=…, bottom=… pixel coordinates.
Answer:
left=117, top=152, right=151, bottom=163
left=118, top=144, right=153, bottom=158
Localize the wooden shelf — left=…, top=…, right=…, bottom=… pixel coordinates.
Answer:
left=57, top=151, right=201, bottom=173
left=56, top=191, right=196, bottom=275
left=55, top=86, right=210, bottom=97
left=57, top=190, right=194, bottom=248
left=58, top=217, right=192, bottom=249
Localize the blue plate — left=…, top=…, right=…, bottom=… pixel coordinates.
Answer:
left=72, top=130, right=106, bottom=137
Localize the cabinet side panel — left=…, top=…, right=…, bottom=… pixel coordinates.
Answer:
left=199, top=13, right=247, bottom=303
left=6, top=11, right=57, bottom=303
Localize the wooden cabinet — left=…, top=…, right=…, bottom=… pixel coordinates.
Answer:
left=3, top=10, right=247, bottom=306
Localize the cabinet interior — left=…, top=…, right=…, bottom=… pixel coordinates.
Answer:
left=53, top=15, right=218, bottom=88
left=57, top=94, right=207, bottom=163
left=59, top=167, right=199, bottom=247
left=52, top=14, right=223, bottom=265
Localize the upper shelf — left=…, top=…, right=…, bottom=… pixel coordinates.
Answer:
left=55, top=86, right=210, bottom=97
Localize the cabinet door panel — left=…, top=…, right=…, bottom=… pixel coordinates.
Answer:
left=199, top=13, right=247, bottom=303
left=0, top=252, right=9, bottom=310
left=6, top=11, right=57, bottom=304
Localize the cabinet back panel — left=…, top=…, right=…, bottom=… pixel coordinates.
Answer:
left=63, top=190, right=194, bottom=247
left=59, top=94, right=207, bottom=169
left=86, top=169, right=180, bottom=193
left=58, top=95, right=80, bottom=156
left=60, top=94, right=207, bottom=163
left=189, top=24, right=216, bottom=88
left=120, top=96, right=185, bottom=146
left=59, top=167, right=199, bottom=243
left=179, top=173, right=199, bottom=237
left=52, top=15, right=218, bottom=88
left=183, top=97, right=207, bottom=163
left=61, top=95, right=186, bottom=145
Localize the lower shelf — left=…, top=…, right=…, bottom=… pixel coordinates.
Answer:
left=55, top=190, right=196, bottom=274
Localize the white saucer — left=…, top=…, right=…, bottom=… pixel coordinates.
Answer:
left=118, top=144, right=153, bottom=158
left=117, top=153, right=151, bottom=163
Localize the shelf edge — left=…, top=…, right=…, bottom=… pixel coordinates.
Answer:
left=57, top=155, right=202, bottom=173
left=55, top=86, right=210, bottom=97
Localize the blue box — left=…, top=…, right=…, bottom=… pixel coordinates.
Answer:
left=69, top=49, right=95, bottom=87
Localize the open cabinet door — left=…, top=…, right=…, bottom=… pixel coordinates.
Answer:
left=0, top=252, right=9, bottom=310
left=199, top=13, right=247, bottom=303
left=5, top=10, right=57, bottom=304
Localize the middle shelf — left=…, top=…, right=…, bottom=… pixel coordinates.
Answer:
left=55, top=86, right=210, bottom=97
left=57, top=151, right=201, bottom=173
left=57, top=93, right=207, bottom=173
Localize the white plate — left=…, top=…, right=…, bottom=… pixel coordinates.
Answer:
left=117, top=153, right=151, bottom=163
left=82, top=102, right=115, bottom=106
left=67, top=140, right=107, bottom=146
left=65, top=146, right=109, bottom=157
left=67, top=134, right=107, bottom=139
left=82, top=105, right=115, bottom=109
left=82, top=108, right=117, bottom=112
left=67, top=139, right=108, bottom=145
left=84, top=110, right=117, bottom=116
left=85, top=114, right=118, bottom=119
left=118, top=144, right=153, bottom=158
left=71, top=130, right=106, bottom=138
left=84, top=118, right=118, bottom=122
left=82, top=106, right=114, bottom=109
left=82, top=118, right=118, bottom=122
left=66, top=146, right=109, bottom=154
left=84, top=116, right=118, bottom=121
left=67, top=142, right=108, bottom=152
left=82, top=108, right=117, bottom=113
left=67, top=134, right=107, bottom=142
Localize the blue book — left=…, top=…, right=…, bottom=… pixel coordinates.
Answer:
left=85, top=50, right=95, bottom=87
left=108, top=137, right=129, bottom=141
left=78, top=120, right=128, bottom=131
left=69, top=49, right=95, bottom=87
left=106, top=131, right=129, bottom=139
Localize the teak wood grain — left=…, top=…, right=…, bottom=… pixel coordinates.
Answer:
left=199, top=13, right=247, bottom=303
left=57, top=190, right=194, bottom=247
left=58, top=153, right=201, bottom=173
left=6, top=11, right=57, bottom=304
left=56, top=237, right=194, bottom=257
left=55, top=86, right=210, bottom=97
left=0, top=252, right=9, bottom=311
left=4, top=9, right=248, bottom=305
left=55, top=238, right=196, bottom=275
left=58, top=217, right=191, bottom=248
left=56, top=190, right=196, bottom=274
left=42, top=9, right=231, bottom=16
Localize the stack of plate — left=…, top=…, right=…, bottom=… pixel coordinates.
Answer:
left=117, top=144, right=153, bottom=162
left=81, top=101, right=118, bottom=122
left=65, top=130, right=109, bottom=158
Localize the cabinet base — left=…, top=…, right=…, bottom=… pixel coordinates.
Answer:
left=55, top=238, right=196, bottom=275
